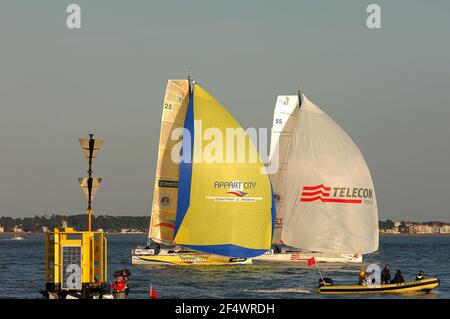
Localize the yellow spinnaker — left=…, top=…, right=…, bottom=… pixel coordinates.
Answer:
left=173, top=84, right=275, bottom=257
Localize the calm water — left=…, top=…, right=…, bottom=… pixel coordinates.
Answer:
left=1, top=234, right=448, bottom=299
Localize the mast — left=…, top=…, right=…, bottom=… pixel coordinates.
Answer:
left=188, top=75, right=191, bottom=94
left=87, top=134, right=94, bottom=231
left=188, top=74, right=194, bottom=98
left=298, top=89, right=303, bottom=108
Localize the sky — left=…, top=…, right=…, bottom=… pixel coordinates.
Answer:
left=0, top=1, right=449, bottom=222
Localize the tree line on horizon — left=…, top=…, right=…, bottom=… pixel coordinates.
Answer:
left=0, top=214, right=149, bottom=232
left=379, top=219, right=449, bottom=230
left=0, top=215, right=448, bottom=233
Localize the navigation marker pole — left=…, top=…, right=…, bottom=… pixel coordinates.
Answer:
left=79, top=134, right=103, bottom=231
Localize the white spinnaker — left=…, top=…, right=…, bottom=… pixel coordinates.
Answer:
left=269, top=95, right=299, bottom=244
left=281, top=95, right=379, bottom=254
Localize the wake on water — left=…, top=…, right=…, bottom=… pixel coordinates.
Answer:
left=247, top=288, right=311, bottom=294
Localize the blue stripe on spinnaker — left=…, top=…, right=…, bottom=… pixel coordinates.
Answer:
left=174, top=86, right=195, bottom=237
left=270, top=181, right=276, bottom=241
left=183, top=244, right=268, bottom=258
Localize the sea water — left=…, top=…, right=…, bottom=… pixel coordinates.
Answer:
left=1, top=234, right=448, bottom=299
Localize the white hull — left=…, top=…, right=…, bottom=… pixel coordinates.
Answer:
left=132, top=247, right=252, bottom=265
left=10, top=236, right=25, bottom=240
left=254, top=250, right=362, bottom=263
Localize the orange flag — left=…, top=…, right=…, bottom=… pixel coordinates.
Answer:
left=307, top=257, right=316, bottom=266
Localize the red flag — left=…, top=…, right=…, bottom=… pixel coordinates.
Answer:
left=307, top=257, right=316, bottom=266
left=149, top=285, right=158, bottom=299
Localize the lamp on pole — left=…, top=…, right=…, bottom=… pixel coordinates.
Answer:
left=79, top=134, right=103, bottom=231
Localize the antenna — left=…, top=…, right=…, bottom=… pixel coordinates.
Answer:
left=188, top=74, right=191, bottom=94
left=297, top=89, right=303, bottom=108
left=187, top=65, right=193, bottom=92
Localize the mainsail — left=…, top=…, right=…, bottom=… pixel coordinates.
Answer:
left=269, top=95, right=299, bottom=244
left=148, top=80, right=190, bottom=244
left=173, top=84, right=275, bottom=258
left=271, top=94, right=379, bottom=255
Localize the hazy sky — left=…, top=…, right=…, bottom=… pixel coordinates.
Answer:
left=1, top=1, right=449, bottom=221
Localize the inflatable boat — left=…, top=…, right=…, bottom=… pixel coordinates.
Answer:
left=319, top=278, right=440, bottom=294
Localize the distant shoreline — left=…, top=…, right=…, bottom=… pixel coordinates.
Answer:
left=0, top=231, right=146, bottom=236
left=379, top=233, right=450, bottom=237
left=1, top=232, right=448, bottom=237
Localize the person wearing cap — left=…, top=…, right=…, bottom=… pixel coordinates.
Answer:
left=416, top=270, right=425, bottom=281
left=381, top=264, right=391, bottom=284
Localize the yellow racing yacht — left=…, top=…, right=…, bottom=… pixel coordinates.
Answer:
left=132, top=78, right=275, bottom=266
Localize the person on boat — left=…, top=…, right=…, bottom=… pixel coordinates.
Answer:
left=154, top=243, right=161, bottom=255
left=120, top=269, right=131, bottom=297
left=358, top=270, right=368, bottom=285
left=145, top=238, right=152, bottom=249
left=110, top=275, right=127, bottom=299
left=145, top=240, right=161, bottom=255
left=390, top=270, right=405, bottom=284
left=174, top=245, right=183, bottom=252
left=415, top=270, right=425, bottom=281
left=381, top=264, right=391, bottom=284
left=148, top=242, right=161, bottom=255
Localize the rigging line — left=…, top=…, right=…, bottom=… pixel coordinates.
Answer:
left=363, top=250, right=380, bottom=264
left=275, top=107, right=296, bottom=169
left=283, top=105, right=302, bottom=223
left=273, top=107, right=298, bottom=238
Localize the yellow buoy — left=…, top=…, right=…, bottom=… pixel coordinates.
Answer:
left=42, top=227, right=108, bottom=299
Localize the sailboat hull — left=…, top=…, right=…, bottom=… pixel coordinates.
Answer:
left=132, top=248, right=252, bottom=266
left=253, top=250, right=362, bottom=263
